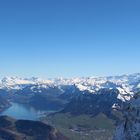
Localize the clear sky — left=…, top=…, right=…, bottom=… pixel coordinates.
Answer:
left=0, top=0, right=140, bottom=78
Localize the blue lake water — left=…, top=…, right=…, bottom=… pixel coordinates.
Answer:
left=0, top=102, right=48, bottom=120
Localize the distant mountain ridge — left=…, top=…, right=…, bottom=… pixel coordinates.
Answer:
left=0, top=73, right=140, bottom=102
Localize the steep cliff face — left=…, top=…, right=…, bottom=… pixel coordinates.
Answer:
left=114, top=93, right=140, bottom=140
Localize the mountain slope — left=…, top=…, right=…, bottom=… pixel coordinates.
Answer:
left=61, top=89, right=124, bottom=121
left=0, top=116, right=69, bottom=140
left=0, top=95, right=10, bottom=112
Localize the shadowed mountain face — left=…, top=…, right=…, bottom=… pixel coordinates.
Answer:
left=61, top=89, right=124, bottom=120
left=0, top=95, right=10, bottom=112
left=0, top=116, right=69, bottom=140
left=10, top=85, right=67, bottom=111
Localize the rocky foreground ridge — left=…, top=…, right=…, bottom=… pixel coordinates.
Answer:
left=114, top=92, right=140, bottom=140
left=0, top=116, right=69, bottom=140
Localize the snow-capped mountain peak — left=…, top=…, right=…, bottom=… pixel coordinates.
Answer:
left=0, top=73, right=139, bottom=101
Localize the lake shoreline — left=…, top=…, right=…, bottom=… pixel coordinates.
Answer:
left=0, top=102, right=58, bottom=121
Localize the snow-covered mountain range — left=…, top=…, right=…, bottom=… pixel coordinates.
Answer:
left=0, top=73, right=140, bottom=102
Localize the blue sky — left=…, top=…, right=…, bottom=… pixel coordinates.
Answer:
left=0, top=0, right=140, bottom=78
